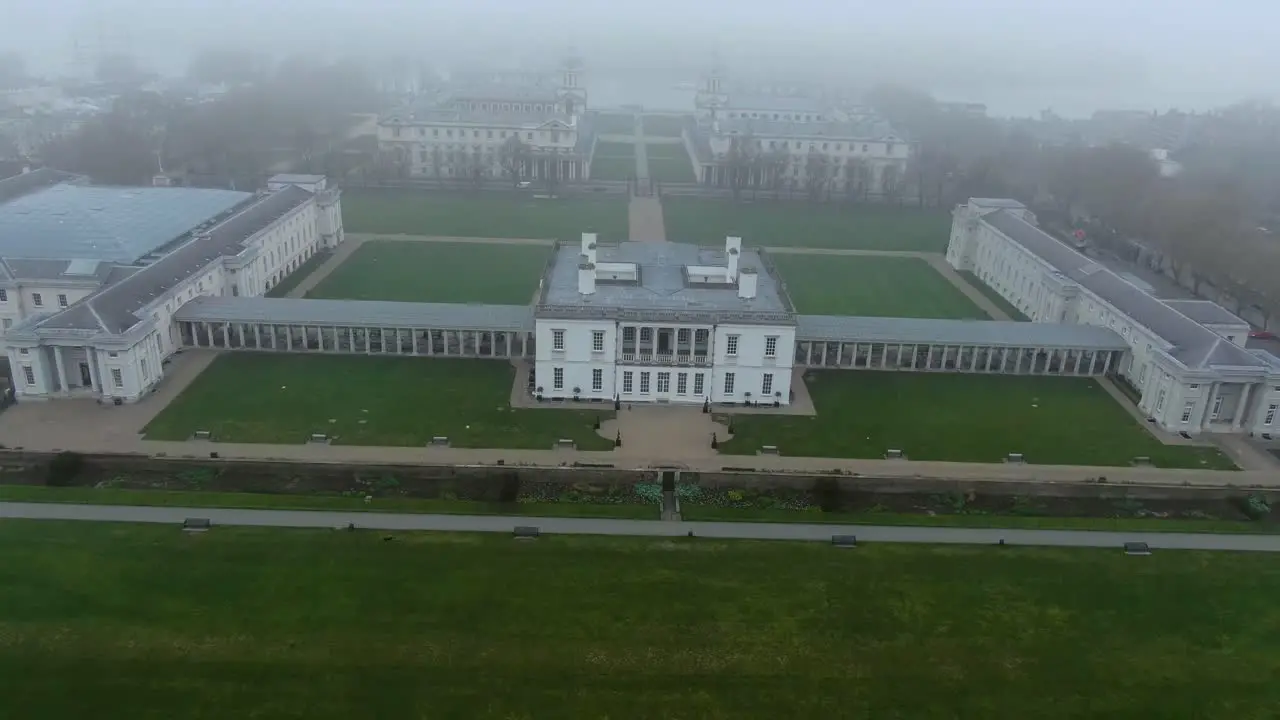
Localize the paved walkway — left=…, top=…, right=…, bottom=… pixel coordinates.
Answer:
left=629, top=196, right=667, bottom=241
left=4, top=501, right=1279, bottom=551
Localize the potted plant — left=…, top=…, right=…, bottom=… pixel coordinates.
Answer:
left=710, top=433, right=718, bottom=450
left=536, top=385, right=544, bottom=402
left=744, top=391, right=753, bottom=407
left=774, top=390, right=781, bottom=408
left=614, top=395, right=621, bottom=410
left=702, top=397, right=710, bottom=414
left=614, top=431, right=622, bottom=448
left=573, top=386, right=581, bottom=402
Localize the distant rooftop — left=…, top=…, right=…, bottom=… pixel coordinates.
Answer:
left=0, top=183, right=251, bottom=264
left=726, top=94, right=828, bottom=114
left=713, top=116, right=902, bottom=141
left=539, top=241, right=792, bottom=321
left=1163, top=299, right=1248, bottom=327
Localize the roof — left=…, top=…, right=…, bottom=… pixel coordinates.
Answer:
left=34, top=186, right=313, bottom=335
left=726, top=94, right=828, bottom=114
left=0, top=257, right=117, bottom=283
left=0, top=183, right=251, bottom=263
left=970, top=198, right=1027, bottom=209
left=268, top=174, right=326, bottom=185
left=796, top=315, right=1129, bottom=350
left=540, top=241, right=791, bottom=318
left=1163, top=299, right=1248, bottom=327
left=447, top=83, right=561, bottom=104
left=714, top=116, right=901, bottom=141
left=982, top=209, right=1265, bottom=370
left=173, top=296, right=533, bottom=333
left=0, top=167, right=83, bottom=204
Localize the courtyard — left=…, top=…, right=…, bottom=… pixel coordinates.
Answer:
left=589, top=140, right=637, bottom=181
left=340, top=189, right=628, bottom=241
left=661, top=196, right=952, bottom=251
left=645, top=142, right=696, bottom=182
left=142, top=354, right=612, bottom=449
left=720, top=372, right=1236, bottom=469
left=1, top=521, right=1276, bottom=718
left=305, top=240, right=548, bottom=304
left=772, top=254, right=989, bottom=319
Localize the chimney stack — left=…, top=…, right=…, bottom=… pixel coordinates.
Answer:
left=725, top=236, right=742, bottom=281
left=581, top=231, right=597, bottom=256
left=578, top=262, right=596, bottom=295
left=738, top=267, right=758, bottom=299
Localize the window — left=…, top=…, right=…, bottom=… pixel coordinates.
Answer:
left=623, top=326, right=636, bottom=344
left=1267, top=404, right=1278, bottom=426
left=762, top=373, right=774, bottom=396
left=592, top=330, right=605, bottom=352
left=622, top=371, right=634, bottom=394
left=723, top=372, right=736, bottom=395
left=22, top=365, right=34, bottom=385
left=1138, top=366, right=1146, bottom=385
left=639, top=372, right=651, bottom=394
left=764, top=336, right=778, bottom=358
left=111, top=368, right=123, bottom=388
left=140, top=358, right=149, bottom=382
left=677, top=328, right=690, bottom=344
left=1181, top=402, right=1194, bottom=423
left=1189, top=383, right=1199, bottom=390
left=0, top=289, right=6, bottom=301
left=640, top=327, right=652, bottom=344
left=31, top=293, right=42, bottom=307
left=726, top=334, right=740, bottom=356
left=592, top=368, right=603, bottom=392
left=657, top=372, right=670, bottom=394
left=552, top=329, right=565, bottom=351
left=108, top=351, right=118, bottom=358
left=1211, top=396, right=1224, bottom=420
left=693, top=373, right=705, bottom=396
left=677, top=373, right=688, bottom=394
left=553, top=367, right=564, bottom=390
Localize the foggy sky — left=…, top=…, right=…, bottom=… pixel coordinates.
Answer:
left=1, top=0, right=1275, bottom=117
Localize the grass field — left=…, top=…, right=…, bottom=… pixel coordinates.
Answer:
left=647, top=159, right=696, bottom=183
left=588, top=155, right=637, bottom=181
left=340, top=189, right=628, bottom=241
left=722, top=372, right=1236, bottom=468
left=305, top=240, right=547, bottom=304
left=961, top=270, right=1031, bottom=320
left=593, top=112, right=637, bottom=134
left=772, top=254, right=989, bottom=318
left=143, top=354, right=612, bottom=449
left=662, top=196, right=951, bottom=251
left=644, top=142, right=690, bottom=160
left=265, top=251, right=330, bottom=298
left=3, top=522, right=1278, bottom=718
left=593, top=140, right=636, bottom=158
left=642, top=114, right=687, bottom=137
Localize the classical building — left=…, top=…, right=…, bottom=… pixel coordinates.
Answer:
left=948, top=197, right=1280, bottom=435
left=688, top=63, right=911, bottom=196
left=1, top=172, right=343, bottom=402
left=377, top=56, right=596, bottom=183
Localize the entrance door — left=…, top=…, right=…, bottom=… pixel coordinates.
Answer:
left=655, top=371, right=671, bottom=403
left=79, top=362, right=92, bottom=387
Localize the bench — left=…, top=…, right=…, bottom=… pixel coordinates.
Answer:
left=182, top=517, right=212, bottom=533
left=513, top=526, right=540, bottom=540
left=831, top=535, right=857, bottom=548
left=1131, top=456, right=1152, bottom=467
left=1124, top=541, right=1151, bottom=556
left=430, top=436, right=450, bottom=447
left=758, top=445, right=779, bottom=455
left=554, top=439, right=576, bottom=450
left=191, top=430, right=212, bottom=441
left=884, top=449, right=904, bottom=460
left=1006, top=452, right=1025, bottom=464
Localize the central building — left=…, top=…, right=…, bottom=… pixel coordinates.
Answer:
left=533, top=235, right=798, bottom=406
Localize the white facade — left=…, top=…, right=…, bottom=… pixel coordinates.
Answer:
left=948, top=197, right=1280, bottom=436
left=3, top=175, right=344, bottom=403
left=534, top=235, right=797, bottom=407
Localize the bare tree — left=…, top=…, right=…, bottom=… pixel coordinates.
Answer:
left=723, top=133, right=758, bottom=201
left=803, top=149, right=831, bottom=202
left=499, top=135, right=529, bottom=187
left=881, top=164, right=903, bottom=204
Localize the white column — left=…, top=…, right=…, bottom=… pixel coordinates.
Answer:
left=203, top=322, right=212, bottom=346
left=1202, top=382, right=1219, bottom=429
left=427, top=330, right=435, bottom=355
left=925, top=345, right=934, bottom=370
left=364, top=329, right=371, bottom=353
left=1014, top=348, right=1024, bottom=373
left=473, top=331, right=480, bottom=356
left=347, top=328, right=354, bottom=352
left=1074, top=350, right=1084, bottom=374
left=396, top=329, right=403, bottom=354
left=269, top=325, right=277, bottom=350
left=1000, top=348, right=1009, bottom=372
left=237, top=324, right=245, bottom=347
left=506, top=332, right=514, bottom=358
left=1235, top=383, right=1254, bottom=430
left=285, top=326, right=293, bottom=351
left=835, top=343, right=843, bottom=366
left=969, top=346, right=979, bottom=371
left=222, top=323, right=230, bottom=347
left=1102, top=351, right=1113, bottom=375
left=411, top=330, right=419, bottom=355
left=253, top=325, right=261, bottom=348
left=53, top=346, right=68, bottom=393
left=984, top=347, right=994, bottom=372
left=86, top=347, right=100, bottom=392
left=318, top=327, right=325, bottom=352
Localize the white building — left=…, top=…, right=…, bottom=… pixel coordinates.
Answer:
left=533, top=234, right=798, bottom=407
left=377, top=56, right=596, bottom=183
left=689, top=64, right=911, bottom=196
left=1, top=172, right=343, bottom=402
left=948, top=197, right=1280, bottom=436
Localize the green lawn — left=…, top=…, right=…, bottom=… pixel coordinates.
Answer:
left=961, top=270, right=1031, bottom=321
left=593, top=112, right=637, bottom=135
left=722, top=372, right=1236, bottom=468
left=644, top=142, right=689, bottom=160
left=265, top=251, right=330, bottom=298
left=3, top=522, right=1279, bottom=718
left=662, top=195, right=951, bottom=251
left=772, top=254, right=989, bottom=318
left=305, top=240, right=547, bottom=304
left=589, top=155, right=637, bottom=181
left=340, top=189, right=628, bottom=241
left=593, top=140, right=636, bottom=158
left=144, top=354, right=613, bottom=449
left=642, top=114, right=687, bottom=137
left=647, top=158, right=696, bottom=183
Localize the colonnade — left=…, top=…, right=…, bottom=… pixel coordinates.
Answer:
left=181, top=321, right=534, bottom=359
left=794, top=340, right=1122, bottom=376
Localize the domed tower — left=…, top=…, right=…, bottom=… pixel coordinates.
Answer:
left=695, top=52, right=729, bottom=122
left=558, top=49, right=587, bottom=118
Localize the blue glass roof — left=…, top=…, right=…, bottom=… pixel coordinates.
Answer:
left=0, top=184, right=252, bottom=263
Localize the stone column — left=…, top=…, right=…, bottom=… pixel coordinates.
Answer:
left=1235, top=383, right=1254, bottom=430
left=237, top=324, right=245, bottom=347
left=1014, top=348, right=1024, bottom=374
left=999, top=348, right=1009, bottom=372
left=222, top=323, right=230, bottom=348
left=269, top=325, right=278, bottom=350
left=1074, top=350, right=1084, bottom=374
left=1202, top=382, right=1220, bottom=429
left=427, top=330, right=435, bottom=355
left=1102, top=351, right=1113, bottom=375
left=286, top=326, right=293, bottom=351
left=925, top=345, right=935, bottom=370
left=203, top=322, right=211, bottom=346
left=411, top=330, right=419, bottom=355
left=506, top=332, right=514, bottom=358
left=53, top=346, right=68, bottom=393
left=254, top=325, right=261, bottom=348
left=86, top=347, right=100, bottom=392
left=318, top=327, right=325, bottom=352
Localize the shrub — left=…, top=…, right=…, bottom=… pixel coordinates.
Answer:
left=1242, top=494, right=1271, bottom=520
left=813, top=477, right=841, bottom=513
left=47, top=451, right=85, bottom=487
left=498, top=473, right=521, bottom=504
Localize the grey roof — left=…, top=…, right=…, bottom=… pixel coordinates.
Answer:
left=0, top=257, right=117, bottom=283
left=174, top=296, right=533, bottom=332
left=35, top=186, right=313, bottom=334
left=970, top=198, right=1027, bottom=209
left=540, top=241, right=791, bottom=317
left=983, top=210, right=1265, bottom=370
left=0, top=167, right=84, bottom=204
left=796, top=315, right=1129, bottom=350
left=715, top=116, right=900, bottom=141
left=0, top=183, right=251, bottom=263
left=447, top=82, right=562, bottom=104
left=726, top=94, right=828, bottom=114
left=1163, top=299, right=1248, bottom=327
left=268, top=174, right=327, bottom=185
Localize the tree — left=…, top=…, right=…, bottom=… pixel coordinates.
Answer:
left=723, top=133, right=758, bottom=201
left=881, top=164, right=903, bottom=204
left=803, top=149, right=831, bottom=201
left=499, top=135, right=529, bottom=187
